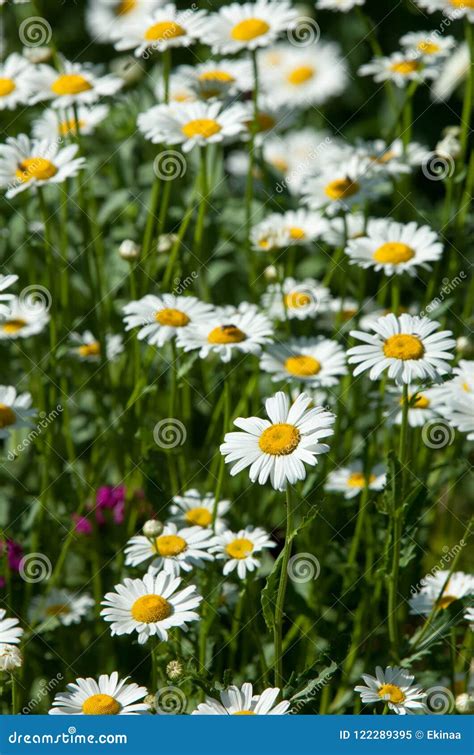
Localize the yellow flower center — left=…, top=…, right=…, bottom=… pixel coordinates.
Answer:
left=417, top=40, right=440, bottom=55
left=16, top=158, right=58, bottom=183
left=371, top=149, right=396, bottom=165
left=288, top=226, right=306, bottom=240
left=259, top=423, right=301, bottom=455
left=82, top=694, right=121, bottom=715
left=45, top=603, right=71, bottom=617
left=155, top=534, right=187, bottom=557
left=285, top=355, right=321, bottom=377
left=450, top=0, right=474, bottom=7
left=0, top=404, right=16, bottom=429
left=231, top=18, right=270, bottom=42
left=463, top=381, right=471, bottom=392
left=284, top=292, right=311, bottom=310
left=51, top=74, right=93, bottom=96
left=144, top=21, right=186, bottom=42
left=2, top=319, right=27, bottom=334
left=155, top=308, right=190, bottom=327
left=181, top=118, right=222, bottom=139
left=287, top=65, right=315, bottom=85
left=347, top=472, right=376, bottom=488
left=390, top=60, right=420, bottom=75
left=0, top=78, right=16, bottom=97
left=131, top=594, right=172, bottom=623
left=199, top=70, right=235, bottom=84
left=270, top=157, right=289, bottom=173
left=78, top=341, right=101, bottom=358
left=185, top=506, right=212, bottom=527
left=117, top=0, right=137, bottom=15
left=59, top=117, right=86, bottom=136
left=400, top=393, right=430, bottom=409
left=226, top=538, right=254, bottom=559
left=233, top=710, right=256, bottom=715
left=436, top=594, right=457, bottom=609
left=383, top=334, right=424, bottom=360
left=207, top=325, right=247, bottom=344
left=373, top=242, right=415, bottom=264
left=324, top=178, right=360, bottom=201
left=378, top=684, right=405, bottom=704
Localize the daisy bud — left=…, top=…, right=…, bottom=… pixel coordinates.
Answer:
left=264, top=265, right=278, bottom=282
left=142, top=519, right=164, bottom=538
left=166, top=660, right=184, bottom=681
left=23, top=46, right=53, bottom=64
left=455, top=693, right=474, bottom=714
left=157, top=234, right=179, bottom=254
left=119, top=239, right=141, bottom=261
left=110, top=56, right=144, bottom=86
left=144, top=694, right=157, bottom=712
left=456, top=336, right=473, bottom=358
left=0, top=644, right=22, bottom=672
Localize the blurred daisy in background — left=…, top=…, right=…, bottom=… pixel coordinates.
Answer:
left=114, top=4, right=208, bottom=57
left=261, top=337, right=347, bottom=387
left=441, top=393, right=474, bottom=440
left=385, top=384, right=443, bottom=427
left=101, top=571, right=202, bottom=644
left=202, top=1, right=298, bottom=54
left=178, top=59, right=252, bottom=101
left=86, top=0, right=163, bottom=44
left=29, top=589, right=94, bottom=627
left=359, top=53, right=437, bottom=87
left=0, top=53, right=34, bottom=110
left=409, top=571, right=474, bottom=615
left=29, top=59, right=122, bottom=108
left=321, top=212, right=367, bottom=247
left=123, top=294, right=214, bottom=347
left=251, top=209, right=326, bottom=251
left=49, top=672, right=149, bottom=715
left=399, top=31, right=456, bottom=61
left=125, top=522, right=216, bottom=576
left=261, top=277, right=331, bottom=321
left=0, top=386, right=36, bottom=440
left=192, top=683, right=290, bottom=714
left=212, top=526, right=275, bottom=579
left=32, top=105, right=109, bottom=140
left=354, top=138, right=429, bottom=176
left=325, top=463, right=386, bottom=499
left=169, top=489, right=230, bottom=532
left=316, top=0, right=365, bottom=9
left=0, top=295, right=49, bottom=340
left=431, top=43, right=469, bottom=101
left=355, top=666, right=426, bottom=714
left=0, top=608, right=23, bottom=645
left=302, top=156, right=382, bottom=216
left=69, top=331, right=124, bottom=363
left=154, top=71, right=197, bottom=104
left=414, top=0, right=474, bottom=23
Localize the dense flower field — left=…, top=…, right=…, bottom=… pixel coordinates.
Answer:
left=0, top=0, right=472, bottom=717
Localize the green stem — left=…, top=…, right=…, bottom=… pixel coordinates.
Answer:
left=459, top=22, right=474, bottom=162
left=273, top=486, right=294, bottom=688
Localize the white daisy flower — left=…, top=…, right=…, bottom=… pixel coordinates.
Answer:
left=242, top=96, right=294, bottom=146
left=122, top=294, right=214, bottom=348
left=385, top=385, right=443, bottom=427
left=69, top=331, right=124, bottom=363
left=321, top=212, right=367, bottom=247
left=354, top=138, right=429, bottom=176
left=177, top=304, right=273, bottom=363
left=345, top=218, right=443, bottom=276
left=0, top=135, right=85, bottom=199
left=414, top=0, right=474, bottom=23
left=0, top=53, right=34, bottom=110
left=400, top=31, right=456, bottom=61
left=29, top=589, right=94, bottom=627
left=115, top=4, right=208, bottom=57
left=0, top=295, right=49, bottom=339
left=101, top=571, right=202, bottom=644
left=261, top=277, right=331, bottom=322
left=464, top=606, right=474, bottom=629
left=169, top=489, right=230, bottom=533
left=325, top=463, right=386, bottom=499
left=409, top=571, right=474, bottom=615
left=138, top=100, right=248, bottom=151
left=432, top=360, right=474, bottom=402
left=260, top=41, right=348, bottom=108
left=347, top=313, right=455, bottom=385
left=220, top=391, right=335, bottom=491
left=355, top=666, right=426, bottom=715
left=302, top=156, right=382, bottom=216
left=155, top=71, right=197, bottom=104
left=261, top=337, right=347, bottom=387
left=0, top=644, right=22, bottom=672
left=251, top=209, right=326, bottom=252
left=316, top=0, right=365, bottom=10
left=358, top=304, right=419, bottom=332
left=125, top=522, right=216, bottom=576
left=325, top=297, right=361, bottom=329
left=431, top=43, right=470, bottom=102
left=86, top=0, right=163, bottom=44
left=358, top=53, right=437, bottom=88
left=202, top=1, right=298, bottom=55
left=442, top=393, right=474, bottom=440
left=49, top=672, right=149, bottom=715
left=0, top=608, right=23, bottom=645
left=0, top=274, right=18, bottom=314
left=28, top=59, right=122, bottom=108
left=0, top=385, right=36, bottom=440
left=178, top=60, right=253, bottom=101
left=192, top=683, right=290, bottom=714
left=212, top=526, right=276, bottom=579
left=32, top=105, right=109, bottom=140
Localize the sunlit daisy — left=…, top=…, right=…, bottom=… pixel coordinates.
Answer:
left=32, top=105, right=109, bottom=140
left=101, top=571, right=202, bottom=644
left=302, top=156, right=382, bottom=216
left=86, top=0, right=163, bottom=44
left=432, top=360, right=474, bottom=402
left=261, top=277, right=331, bottom=322
left=220, top=391, right=335, bottom=491
left=358, top=53, right=437, bottom=88
left=125, top=522, right=216, bottom=576
left=69, top=331, right=124, bottom=363
left=169, top=489, right=230, bottom=533
left=29, top=589, right=94, bottom=627
left=123, top=294, right=214, bottom=347
left=325, top=463, right=386, bottom=499
left=29, top=59, right=122, bottom=108
left=261, top=337, right=347, bottom=387
left=414, top=0, right=474, bottom=23
left=0, top=295, right=49, bottom=340
left=0, top=53, right=34, bottom=110
left=400, top=31, right=456, bottom=61
left=178, top=60, right=252, bottom=101
left=385, top=385, right=443, bottom=427
left=49, top=672, right=149, bottom=715
left=348, top=313, right=455, bottom=384
left=211, top=526, right=276, bottom=579
left=177, top=304, right=273, bottom=363
left=192, top=683, right=290, bottom=714
left=0, top=135, right=85, bottom=198
left=202, top=1, right=298, bottom=55
left=409, top=571, right=474, bottom=615
left=345, top=219, right=443, bottom=276
left=251, top=209, right=326, bottom=252
left=0, top=385, right=36, bottom=440
left=355, top=666, right=426, bottom=714
left=354, top=138, right=429, bottom=176
left=261, top=128, right=340, bottom=194
left=0, top=608, right=23, bottom=645
left=115, top=4, right=208, bottom=57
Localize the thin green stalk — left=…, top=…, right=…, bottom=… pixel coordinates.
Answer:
left=274, top=486, right=294, bottom=688
left=459, top=22, right=474, bottom=162
left=212, top=378, right=231, bottom=529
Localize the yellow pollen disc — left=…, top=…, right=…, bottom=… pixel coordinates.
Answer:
left=185, top=506, right=212, bottom=527
left=284, top=291, right=311, bottom=310
left=287, top=65, right=315, bottom=85
left=383, top=334, right=424, bottom=360
left=450, top=0, right=474, bottom=6
left=390, top=60, right=420, bottom=75
left=155, top=308, right=190, bottom=327
left=347, top=472, right=376, bottom=488
left=16, top=158, right=58, bottom=183
left=371, top=150, right=396, bottom=165
left=2, top=318, right=27, bottom=334
left=285, top=355, right=321, bottom=377
left=0, top=78, right=16, bottom=97
left=182, top=118, right=222, bottom=139
left=207, top=325, right=247, bottom=344
left=117, top=0, right=137, bottom=15
left=270, top=157, right=289, bottom=173
left=463, top=381, right=471, bottom=392
left=51, top=74, right=92, bottom=96
left=289, top=226, right=306, bottom=240
left=436, top=594, right=457, bottom=609
left=59, top=118, right=85, bottom=136
left=324, top=178, right=360, bottom=201
left=156, top=534, right=187, bottom=557
left=231, top=18, right=270, bottom=42
left=417, top=40, right=440, bottom=55
left=226, top=538, right=254, bottom=560
left=78, top=342, right=101, bottom=358
left=233, top=710, right=256, bottom=715
left=373, top=242, right=415, bottom=264
left=0, top=404, right=16, bottom=429
left=378, top=684, right=405, bottom=704
left=131, top=594, right=172, bottom=623
left=82, top=694, right=121, bottom=715
left=341, top=308, right=357, bottom=321
left=45, top=603, right=70, bottom=617
left=259, top=423, right=301, bottom=455
left=400, top=393, right=430, bottom=409
left=199, top=70, right=235, bottom=84
left=144, top=21, right=186, bottom=42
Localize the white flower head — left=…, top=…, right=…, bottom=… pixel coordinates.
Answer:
left=385, top=384, right=443, bottom=427
left=261, top=277, right=331, bottom=322
left=114, top=4, right=208, bottom=57
left=49, top=671, right=149, bottom=715
left=0, top=53, right=34, bottom=110
left=251, top=209, right=326, bottom=252
left=202, top=1, right=298, bottom=55
left=414, top=0, right=474, bottom=23
left=125, top=522, right=216, bottom=577
left=302, top=156, right=383, bottom=216
left=28, top=59, right=122, bottom=108
left=123, top=294, right=214, bottom=347
left=169, top=489, right=230, bottom=533
left=212, top=526, right=276, bottom=579
left=400, top=31, right=456, bottom=61
left=355, top=666, right=426, bottom=714
left=354, top=138, right=430, bottom=176
left=325, top=462, right=386, bottom=499
left=0, top=295, right=49, bottom=339
left=261, top=337, right=347, bottom=388
left=192, top=683, right=290, bottom=714
left=86, top=0, right=164, bottom=44
left=409, top=571, right=474, bottom=616
left=69, top=331, right=124, bottom=363
left=0, top=385, right=36, bottom=440
left=29, top=589, right=94, bottom=627
left=358, top=53, right=438, bottom=88
left=0, top=609, right=23, bottom=645
left=32, top=105, right=109, bottom=141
